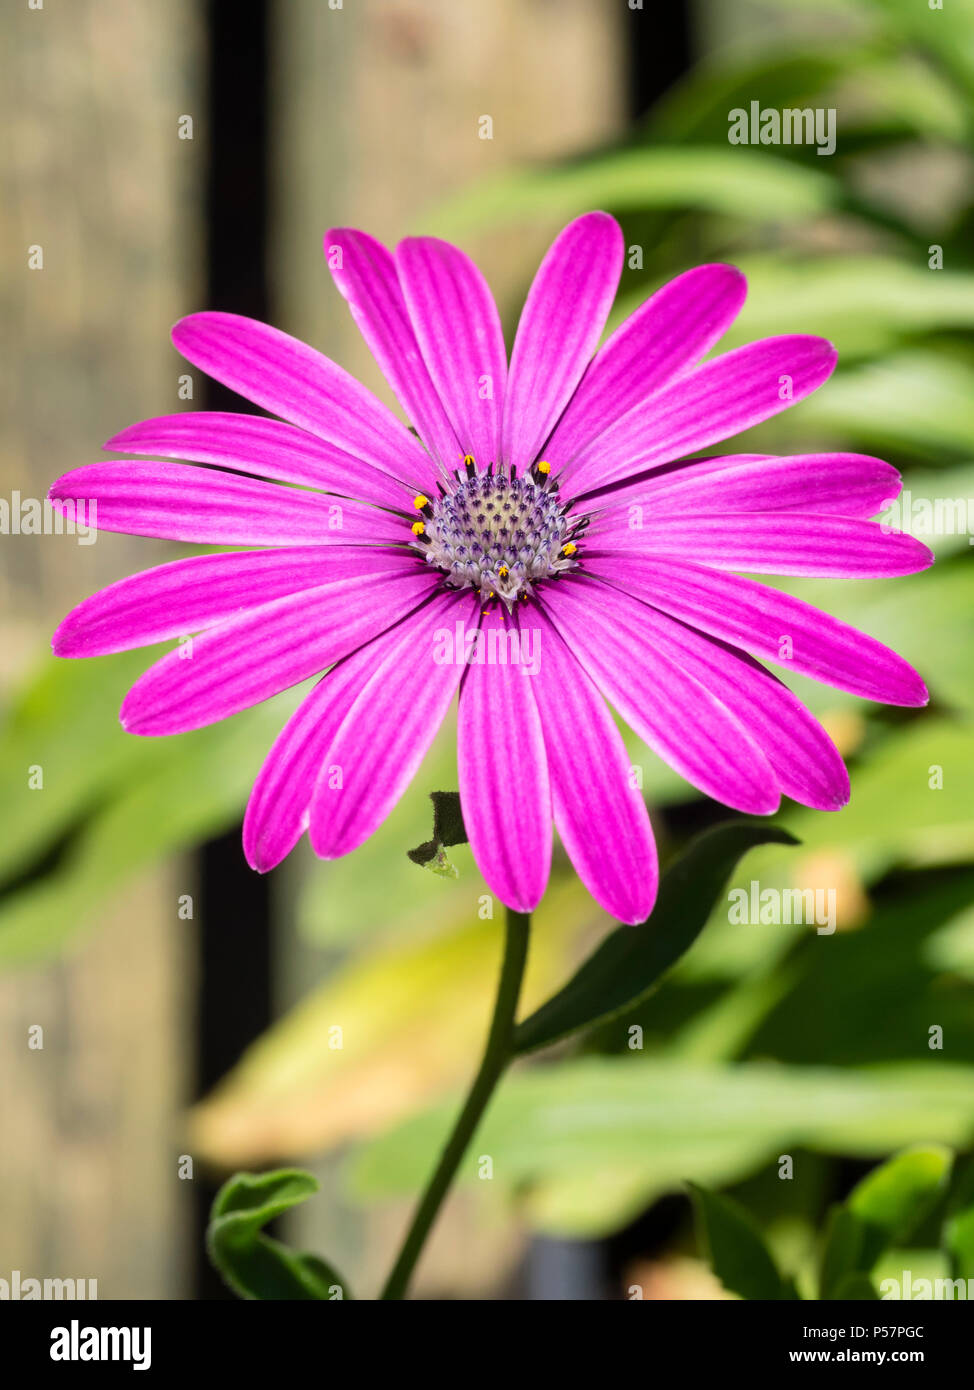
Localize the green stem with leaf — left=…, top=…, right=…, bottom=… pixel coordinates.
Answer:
left=379, top=906, right=531, bottom=1301
left=205, top=823, right=794, bottom=1301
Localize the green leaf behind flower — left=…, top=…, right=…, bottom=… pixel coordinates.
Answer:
left=513, top=822, right=798, bottom=1055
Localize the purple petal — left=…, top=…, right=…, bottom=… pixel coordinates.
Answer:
left=50, top=461, right=408, bottom=546
left=573, top=581, right=849, bottom=811
left=566, top=335, right=838, bottom=496
left=540, top=582, right=779, bottom=814
left=501, top=211, right=624, bottom=472
left=53, top=546, right=414, bottom=658
left=107, top=412, right=411, bottom=511
left=589, top=512, right=933, bottom=578
left=592, top=452, right=902, bottom=520
left=308, top=591, right=479, bottom=858
left=324, top=227, right=463, bottom=470
left=550, top=263, right=747, bottom=475
left=171, top=311, right=440, bottom=492
left=585, top=552, right=929, bottom=707
left=244, top=638, right=393, bottom=872
left=519, top=605, right=657, bottom=922
left=457, top=609, right=552, bottom=913
left=120, top=564, right=439, bottom=736
left=396, top=236, right=507, bottom=469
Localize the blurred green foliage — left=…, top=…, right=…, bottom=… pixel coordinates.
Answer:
left=694, top=1143, right=967, bottom=1299
left=4, top=0, right=974, bottom=1295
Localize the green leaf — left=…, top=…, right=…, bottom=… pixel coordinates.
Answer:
left=798, top=350, right=974, bottom=457
left=777, top=719, right=974, bottom=881
left=942, top=1156, right=974, bottom=1279
left=648, top=44, right=967, bottom=149
left=0, top=694, right=296, bottom=967
left=924, top=904, right=974, bottom=981
left=689, top=1183, right=795, bottom=1300
left=830, top=1272, right=879, bottom=1300
left=847, top=1145, right=953, bottom=1268
left=352, top=1061, right=974, bottom=1239
left=0, top=649, right=153, bottom=887
left=423, top=147, right=835, bottom=240
left=206, top=1169, right=350, bottom=1301
left=512, top=822, right=798, bottom=1055
left=648, top=51, right=855, bottom=146
left=945, top=1205, right=974, bottom=1282
left=819, top=1204, right=868, bottom=1299
left=868, top=0, right=974, bottom=110
left=715, top=256, right=974, bottom=362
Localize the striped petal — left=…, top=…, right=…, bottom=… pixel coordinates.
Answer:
left=457, top=610, right=551, bottom=913
left=244, top=637, right=394, bottom=872
left=50, top=462, right=408, bottom=546
left=550, top=263, right=747, bottom=475
left=540, top=582, right=779, bottom=814
left=571, top=579, right=850, bottom=812
left=120, top=565, right=439, bottom=736
left=591, top=453, right=902, bottom=520
left=501, top=212, right=624, bottom=472
left=107, top=412, right=411, bottom=511
left=567, top=335, right=838, bottom=496
left=520, top=605, right=657, bottom=921
left=584, top=552, right=928, bottom=707
left=308, top=591, right=479, bottom=858
left=53, top=546, right=414, bottom=658
left=589, top=512, right=933, bottom=578
left=396, top=236, right=507, bottom=468
left=580, top=454, right=770, bottom=513
left=325, top=227, right=463, bottom=469
left=171, top=311, right=440, bottom=492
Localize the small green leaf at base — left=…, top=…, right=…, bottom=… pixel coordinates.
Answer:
left=207, top=1169, right=351, bottom=1301
left=847, top=1144, right=952, bottom=1270
left=689, top=1182, right=796, bottom=1300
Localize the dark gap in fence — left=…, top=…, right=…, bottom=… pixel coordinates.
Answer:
left=627, top=0, right=692, bottom=121
left=193, top=0, right=273, bottom=1301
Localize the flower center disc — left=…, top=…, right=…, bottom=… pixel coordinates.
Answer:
left=415, top=467, right=578, bottom=607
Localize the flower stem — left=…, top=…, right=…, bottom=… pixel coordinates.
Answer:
left=379, top=907, right=531, bottom=1300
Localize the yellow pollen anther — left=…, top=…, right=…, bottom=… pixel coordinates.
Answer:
left=537, top=460, right=551, bottom=475
left=411, top=521, right=426, bottom=536
left=413, top=494, right=429, bottom=510
left=463, top=454, right=475, bottom=468
left=498, top=565, right=509, bottom=578
left=562, top=541, right=577, bottom=557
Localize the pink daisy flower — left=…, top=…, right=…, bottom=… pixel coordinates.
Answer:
left=51, top=212, right=932, bottom=924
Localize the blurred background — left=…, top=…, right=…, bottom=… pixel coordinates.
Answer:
left=3, top=0, right=974, bottom=1300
